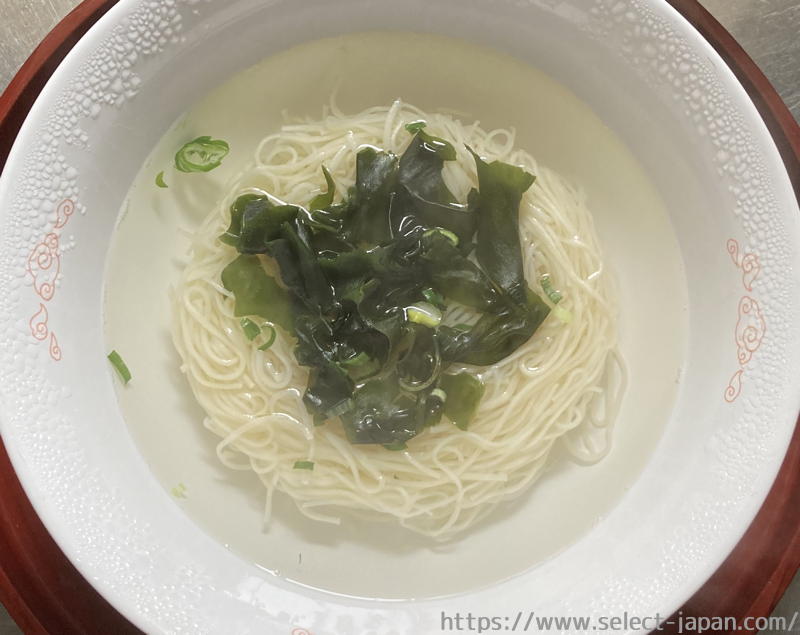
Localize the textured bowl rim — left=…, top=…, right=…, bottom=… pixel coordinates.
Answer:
left=0, top=0, right=798, bottom=633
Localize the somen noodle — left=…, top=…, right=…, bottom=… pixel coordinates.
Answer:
left=172, top=100, right=624, bottom=539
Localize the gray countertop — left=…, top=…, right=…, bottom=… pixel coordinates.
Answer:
left=0, top=1, right=798, bottom=633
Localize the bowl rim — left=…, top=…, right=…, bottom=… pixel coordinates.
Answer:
left=0, top=0, right=799, bottom=632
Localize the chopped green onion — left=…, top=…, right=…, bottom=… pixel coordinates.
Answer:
left=551, top=305, right=573, bottom=324
left=240, top=318, right=277, bottom=349
left=422, top=287, right=446, bottom=308
left=258, top=324, right=277, bottom=351
left=155, top=171, right=168, bottom=188
left=540, top=275, right=572, bottom=323
left=107, top=350, right=131, bottom=384
left=293, top=461, right=315, bottom=470
left=430, top=388, right=447, bottom=403
left=404, top=120, right=427, bottom=134
left=406, top=302, right=442, bottom=327
left=240, top=317, right=261, bottom=341
left=540, top=274, right=563, bottom=304
left=170, top=483, right=187, bottom=498
left=383, top=440, right=408, bottom=451
left=423, top=227, right=459, bottom=246
left=175, top=136, right=229, bottom=173
left=339, top=352, right=380, bottom=381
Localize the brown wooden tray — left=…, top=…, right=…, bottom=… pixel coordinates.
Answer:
left=1, top=1, right=798, bottom=633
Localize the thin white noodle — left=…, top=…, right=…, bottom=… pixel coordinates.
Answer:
left=172, top=100, right=624, bottom=539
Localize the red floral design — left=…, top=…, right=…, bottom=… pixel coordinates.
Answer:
left=26, top=198, right=75, bottom=360
left=726, top=238, right=761, bottom=292
left=741, top=253, right=761, bottom=291
left=735, top=296, right=766, bottom=365
left=725, top=239, right=765, bottom=402
left=724, top=370, right=743, bottom=403
left=29, top=303, right=49, bottom=341
left=49, top=333, right=62, bottom=362
left=727, top=238, right=740, bottom=266
left=54, top=198, right=75, bottom=229
left=26, top=232, right=60, bottom=301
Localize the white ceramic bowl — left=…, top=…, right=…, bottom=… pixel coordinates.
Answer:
left=1, top=0, right=800, bottom=633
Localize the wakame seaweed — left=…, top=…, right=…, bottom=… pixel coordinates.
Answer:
left=220, top=123, right=549, bottom=446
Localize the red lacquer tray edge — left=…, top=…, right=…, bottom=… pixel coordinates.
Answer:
left=0, top=1, right=798, bottom=633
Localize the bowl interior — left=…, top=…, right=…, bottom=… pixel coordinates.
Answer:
left=104, top=29, right=687, bottom=599
left=1, top=0, right=799, bottom=631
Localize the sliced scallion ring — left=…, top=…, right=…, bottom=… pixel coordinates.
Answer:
left=175, top=136, right=229, bottom=173
left=258, top=324, right=277, bottom=350
left=240, top=317, right=261, bottom=341
left=405, top=302, right=442, bottom=328
left=423, top=227, right=459, bottom=246
left=107, top=350, right=131, bottom=384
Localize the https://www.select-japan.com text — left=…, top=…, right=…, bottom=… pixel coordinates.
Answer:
left=438, top=610, right=800, bottom=633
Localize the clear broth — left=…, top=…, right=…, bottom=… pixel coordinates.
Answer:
left=104, top=31, right=688, bottom=599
